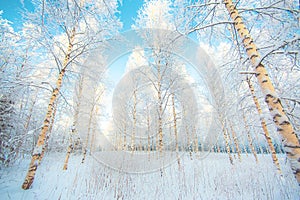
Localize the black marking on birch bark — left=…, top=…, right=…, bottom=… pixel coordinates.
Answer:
left=235, top=19, right=243, bottom=24
left=33, top=153, right=40, bottom=157
left=277, top=127, right=284, bottom=132
left=242, top=36, right=251, bottom=43
left=265, top=94, right=274, bottom=103
left=247, top=39, right=254, bottom=46
left=279, top=121, right=290, bottom=125
left=273, top=98, right=280, bottom=104
left=233, top=15, right=242, bottom=21
left=286, top=151, right=295, bottom=156
left=250, top=54, right=259, bottom=60
left=229, top=5, right=235, bottom=11
left=273, top=113, right=282, bottom=119
left=255, top=64, right=264, bottom=69
left=284, top=144, right=300, bottom=148
left=262, top=80, right=268, bottom=83
left=246, top=47, right=253, bottom=51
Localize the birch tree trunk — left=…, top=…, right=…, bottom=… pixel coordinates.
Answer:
left=63, top=76, right=83, bottom=170
left=123, top=124, right=127, bottom=151
left=82, top=106, right=94, bottom=163
left=229, top=122, right=241, bottom=162
left=131, top=89, right=137, bottom=153
left=147, top=105, right=151, bottom=160
left=172, top=93, right=181, bottom=169
left=185, top=125, right=193, bottom=160
left=224, top=0, right=300, bottom=183
left=63, top=127, right=75, bottom=170
left=221, top=118, right=233, bottom=165
left=157, top=63, right=164, bottom=154
left=39, top=99, right=58, bottom=164
left=90, top=106, right=99, bottom=154
left=192, top=125, right=198, bottom=154
left=247, top=77, right=282, bottom=173
left=243, top=111, right=258, bottom=163
left=22, top=28, right=75, bottom=189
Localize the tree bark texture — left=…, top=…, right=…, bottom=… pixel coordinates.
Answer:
left=247, top=77, right=282, bottom=173
left=22, top=28, right=76, bottom=190
left=224, top=0, right=300, bottom=183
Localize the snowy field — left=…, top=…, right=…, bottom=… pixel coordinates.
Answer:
left=0, top=152, right=299, bottom=200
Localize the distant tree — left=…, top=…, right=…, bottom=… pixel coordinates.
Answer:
left=0, top=12, right=34, bottom=166
left=0, top=95, right=16, bottom=166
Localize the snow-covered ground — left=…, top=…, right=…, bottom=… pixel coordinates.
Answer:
left=0, top=152, right=299, bottom=200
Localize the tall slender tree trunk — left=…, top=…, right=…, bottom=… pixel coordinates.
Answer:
left=147, top=105, right=151, bottom=160
left=229, top=122, right=241, bottom=162
left=131, top=89, right=137, bottom=153
left=123, top=124, right=127, bottom=151
left=48, top=99, right=58, bottom=135
left=224, top=0, right=300, bottom=184
left=39, top=99, right=58, bottom=164
left=157, top=63, right=163, bottom=154
left=82, top=106, right=94, bottom=163
left=193, top=125, right=198, bottom=154
left=22, top=28, right=75, bottom=190
left=242, top=105, right=259, bottom=163
left=247, top=77, right=282, bottom=173
left=63, top=127, right=75, bottom=170
left=63, top=76, right=83, bottom=170
left=221, top=118, right=233, bottom=165
left=90, top=106, right=99, bottom=154
left=171, top=93, right=181, bottom=169
left=185, top=125, right=193, bottom=159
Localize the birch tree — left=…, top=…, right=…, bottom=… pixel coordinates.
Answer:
left=63, top=75, right=83, bottom=170
left=176, top=0, right=299, bottom=181
left=134, top=0, right=178, bottom=154
left=246, top=76, right=281, bottom=172
left=223, top=0, right=300, bottom=184
left=21, top=0, right=120, bottom=189
left=0, top=12, right=38, bottom=166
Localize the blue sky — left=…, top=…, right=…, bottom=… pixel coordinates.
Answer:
left=0, top=0, right=33, bottom=29
left=118, top=0, right=144, bottom=31
left=0, top=0, right=144, bottom=31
